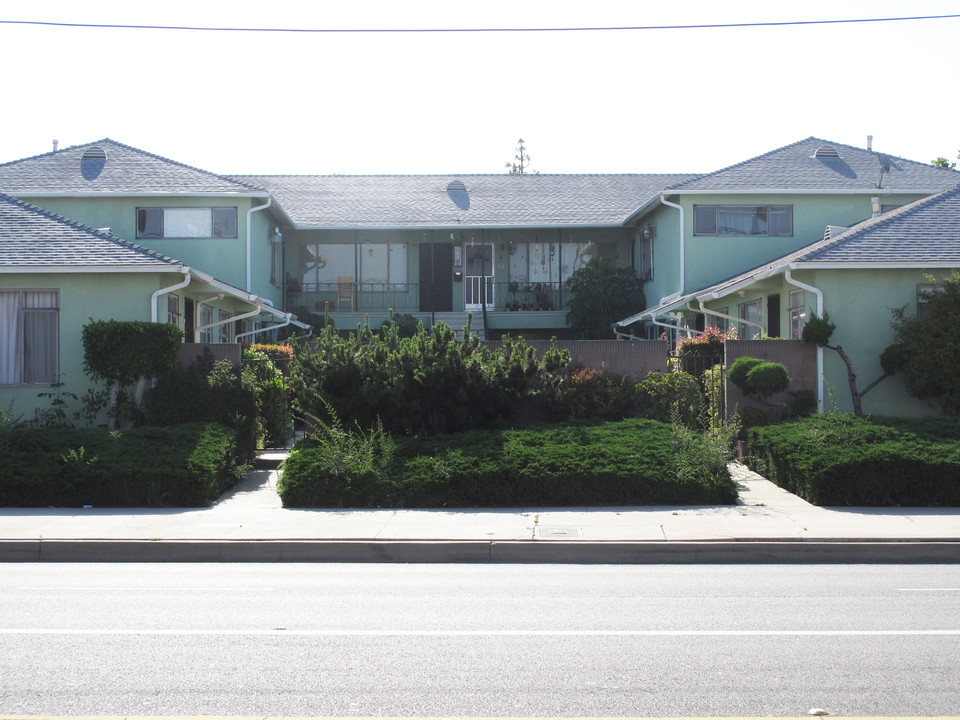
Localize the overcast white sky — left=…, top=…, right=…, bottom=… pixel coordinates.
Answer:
left=1, top=0, right=958, bottom=177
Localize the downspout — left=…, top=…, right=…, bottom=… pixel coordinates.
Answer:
left=246, top=197, right=273, bottom=293
left=696, top=299, right=765, bottom=336
left=657, top=194, right=685, bottom=305
left=196, top=299, right=264, bottom=340
left=784, top=268, right=824, bottom=413
left=151, top=268, right=192, bottom=323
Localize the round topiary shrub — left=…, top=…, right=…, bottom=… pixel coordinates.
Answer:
left=727, top=356, right=763, bottom=390
left=744, top=362, right=790, bottom=399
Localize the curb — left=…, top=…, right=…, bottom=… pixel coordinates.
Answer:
left=2, top=539, right=959, bottom=563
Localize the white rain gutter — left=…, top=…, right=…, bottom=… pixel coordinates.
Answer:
left=784, top=268, right=825, bottom=413
left=696, top=299, right=765, bottom=336
left=246, top=197, right=273, bottom=292
left=234, top=313, right=313, bottom=343
left=657, top=194, right=685, bottom=306
left=195, top=299, right=264, bottom=342
left=151, top=267, right=192, bottom=323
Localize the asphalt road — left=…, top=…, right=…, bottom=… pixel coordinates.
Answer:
left=1, top=563, right=958, bottom=717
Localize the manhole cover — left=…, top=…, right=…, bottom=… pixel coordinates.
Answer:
left=537, top=526, right=582, bottom=538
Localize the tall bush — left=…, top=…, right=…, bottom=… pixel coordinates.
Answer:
left=81, top=319, right=183, bottom=428
left=289, top=319, right=571, bottom=435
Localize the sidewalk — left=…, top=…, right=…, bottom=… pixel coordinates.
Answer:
left=1, top=452, right=958, bottom=563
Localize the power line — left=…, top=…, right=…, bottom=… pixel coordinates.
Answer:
left=0, top=14, right=958, bottom=34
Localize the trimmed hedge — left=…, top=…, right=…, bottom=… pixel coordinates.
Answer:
left=278, top=418, right=737, bottom=508
left=0, top=423, right=247, bottom=507
left=747, top=414, right=960, bottom=506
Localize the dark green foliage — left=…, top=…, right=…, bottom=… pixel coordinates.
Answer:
left=747, top=414, right=960, bottom=506
left=728, top=356, right=790, bottom=399
left=889, top=272, right=960, bottom=414
left=144, top=357, right=259, bottom=457
left=790, top=389, right=818, bottom=417
left=278, top=418, right=737, bottom=508
left=727, top=356, right=763, bottom=389
left=565, top=258, right=645, bottom=340
left=800, top=312, right=836, bottom=347
left=545, top=367, right=639, bottom=422
left=0, top=423, right=246, bottom=507
left=81, top=319, right=183, bottom=384
left=242, top=348, right=292, bottom=447
left=290, top=320, right=571, bottom=435
left=635, top=372, right=703, bottom=428
left=380, top=313, right=421, bottom=338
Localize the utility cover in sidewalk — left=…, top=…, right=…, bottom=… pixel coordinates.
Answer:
left=537, top=527, right=582, bottom=538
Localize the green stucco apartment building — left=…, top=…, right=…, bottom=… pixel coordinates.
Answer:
left=2, top=136, right=958, bottom=418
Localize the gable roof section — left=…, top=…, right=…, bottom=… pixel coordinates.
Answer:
left=0, top=192, right=181, bottom=269
left=666, top=137, right=960, bottom=194
left=237, top=173, right=697, bottom=228
left=698, top=182, right=960, bottom=300
left=0, top=139, right=266, bottom=196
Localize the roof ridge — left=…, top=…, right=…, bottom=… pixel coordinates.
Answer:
left=665, top=137, right=817, bottom=190
left=811, top=182, right=960, bottom=250
left=235, top=172, right=700, bottom=179
left=0, top=191, right=179, bottom=265
left=0, top=138, right=267, bottom=193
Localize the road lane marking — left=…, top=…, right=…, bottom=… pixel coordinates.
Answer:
left=2, top=628, right=960, bottom=636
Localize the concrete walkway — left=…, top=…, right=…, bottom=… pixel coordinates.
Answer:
left=1, top=453, right=958, bottom=563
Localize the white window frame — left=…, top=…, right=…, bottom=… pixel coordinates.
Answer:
left=136, top=207, right=238, bottom=239
left=218, top=310, right=234, bottom=344
left=737, top=298, right=762, bottom=340
left=167, top=294, right=181, bottom=327
left=694, top=205, right=793, bottom=237
left=789, top=289, right=806, bottom=339
left=0, top=289, right=59, bottom=386
left=197, top=303, right=214, bottom=343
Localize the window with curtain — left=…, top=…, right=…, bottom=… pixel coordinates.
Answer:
left=0, top=290, right=59, bottom=385
left=694, top=205, right=792, bottom=236
left=136, top=207, right=238, bottom=238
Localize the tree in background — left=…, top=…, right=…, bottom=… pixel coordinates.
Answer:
left=886, top=272, right=960, bottom=414
left=932, top=151, right=958, bottom=169
left=801, top=312, right=895, bottom=416
left=505, top=138, right=537, bottom=174
left=565, top=258, right=645, bottom=340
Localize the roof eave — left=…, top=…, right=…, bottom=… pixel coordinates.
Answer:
left=10, top=191, right=270, bottom=199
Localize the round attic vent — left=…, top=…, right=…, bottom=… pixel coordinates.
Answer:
left=81, top=146, right=107, bottom=180
left=813, top=145, right=840, bottom=159
left=446, top=179, right=470, bottom=211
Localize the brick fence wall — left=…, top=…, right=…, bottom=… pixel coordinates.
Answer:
left=724, top=339, right=816, bottom=419
left=482, top=339, right=670, bottom=379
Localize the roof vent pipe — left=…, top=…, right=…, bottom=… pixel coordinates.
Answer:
left=52, top=139, right=58, bottom=152
left=867, top=135, right=873, bottom=151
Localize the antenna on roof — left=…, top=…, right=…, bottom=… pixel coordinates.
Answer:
left=876, top=153, right=891, bottom=189
left=52, top=139, right=58, bottom=152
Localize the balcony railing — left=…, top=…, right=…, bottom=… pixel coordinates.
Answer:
left=287, top=281, right=569, bottom=313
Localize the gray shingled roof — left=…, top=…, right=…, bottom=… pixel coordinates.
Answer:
left=695, top=183, right=960, bottom=301
left=0, top=139, right=266, bottom=195
left=237, top=174, right=697, bottom=228
left=0, top=192, right=181, bottom=268
left=667, top=137, right=960, bottom=193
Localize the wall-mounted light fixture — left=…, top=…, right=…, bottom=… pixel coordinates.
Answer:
left=269, top=227, right=283, bottom=244
left=642, top=223, right=655, bottom=241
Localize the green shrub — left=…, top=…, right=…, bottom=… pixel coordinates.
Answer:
left=0, top=423, right=245, bottom=507
left=278, top=418, right=737, bottom=508
left=144, top=357, right=259, bottom=458
left=242, top=348, right=292, bottom=448
left=747, top=414, right=960, bottom=506
left=727, top=356, right=762, bottom=390
left=290, top=320, right=570, bottom=435
left=545, top=367, right=638, bottom=421
left=636, top=372, right=703, bottom=428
